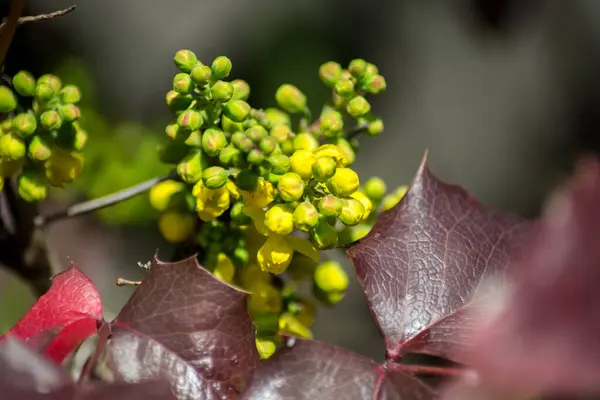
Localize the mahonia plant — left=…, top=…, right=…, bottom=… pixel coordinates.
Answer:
left=147, top=50, right=408, bottom=356
left=0, top=72, right=86, bottom=201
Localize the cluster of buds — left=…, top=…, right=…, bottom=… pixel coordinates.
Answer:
left=0, top=71, right=85, bottom=201
left=150, top=50, right=404, bottom=358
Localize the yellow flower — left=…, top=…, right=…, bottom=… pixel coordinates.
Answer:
left=193, top=179, right=231, bottom=221
left=213, top=253, right=235, bottom=283
left=238, top=177, right=274, bottom=208
left=44, top=148, right=84, bottom=187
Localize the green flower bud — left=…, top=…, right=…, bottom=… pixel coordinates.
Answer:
left=264, top=204, right=294, bottom=235
left=320, top=110, right=344, bottom=137
left=334, top=78, right=354, bottom=98
left=173, top=72, right=193, bottom=94
left=314, top=260, right=348, bottom=293
left=267, top=172, right=281, bottom=186
left=339, top=198, right=365, bottom=226
left=223, top=100, right=251, bottom=123
left=364, top=74, right=386, bottom=94
left=1, top=118, right=12, bottom=132
left=0, top=133, right=25, bottom=160
left=190, top=64, right=212, bottom=86
left=246, top=125, right=268, bottom=143
left=364, top=63, right=379, bottom=80
left=235, top=136, right=254, bottom=153
left=59, top=85, right=82, bottom=104
left=18, top=169, right=47, bottom=202
left=312, top=156, right=337, bottom=182
left=12, top=71, right=36, bottom=97
left=258, top=136, right=277, bottom=155
left=334, top=138, right=355, bottom=166
left=34, top=83, right=55, bottom=102
left=363, top=177, right=387, bottom=201
left=368, top=117, right=384, bottom=136
left=220, top=115, right=243, bottom=133
left=27, top=135, right=53, bottom=161
left=289, top=149, right=316, bottom=180
left=280, top=139, right=294, bottom=156
left=292, top=132, right=318, bottom=152
left=219, top=146, right=244, bottom=167
left=211, top=56, right=232, bottom=80
left=157, top=141, right=189, bottom=164
left=293, top=202, right=319, bottom=231
left=236, top=169, right=259, bottom=190
left=201, top=127, right=227, bottom=156
left=265, top=108, right=291, bottom=127
left=173, top=49, right=198, bottom=73
left=309, top=218, right=338, bottom=250
left=314, top=285, right=344, bottom=306
left=346, top=95, right=371, bottom=118
left=202, top=166, right=228, bottom=189
left=40, top=110, right=62, bottom=131
left=268, top=154, right=290, bottom=175
left=166, top=90, right=193, bottom=111
left=256, top=337, right=277, bottom=360
left=231, top=79, right=250, bottom=101
left=72, top=126, right=88, bottom=151
left=247, top=149, right=265, bottom=165
left=177, top=109, right=203, bottom=131
left=327, top=167, right=359, bottom=197
left=318, top=194, right=343, bottom=217
left=38, top=74, right=62, bottom=94
left=381, top=186, right=408, bottom=211
left=165, top=123, right=187, bottom=141
left=230, top=201, right=252, bottom=226
left=348, top=58, right=367, bottom=78
left=58, top=104, right=81, bottom=123
left=231, top=131, right=246, bottom=148
left=270, top=125, right=292, bottom=143
left=319, top=61, right=343, bottom=88
left=0, top=86, right=16, bottom=113
left=331, top=92, right=345, bottom=108
left=210, top=80, right=233, bottom=102
left=12, top=113, right=37, bottom=137
left=177, top=150, right=205, bottom=183
left=278, top=172, right=305, bottom=202
left=275, top=84, right=306, bottom=114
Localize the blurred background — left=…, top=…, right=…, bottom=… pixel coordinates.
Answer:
left=1, top=0, right=600, bottom=361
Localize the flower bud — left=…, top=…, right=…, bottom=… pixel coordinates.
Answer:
left=223, top=100, right=251, bottom=123
left=231, top=79, right=250, bottom=101
left=339, top=197, right=365, bottom=226
left=334, top=137, right=355, bottom=165
left=209, top=80, right=233, bottom=102
left=267, top=173, right=281, bottom=186
left=201, top=127, right=227, bottom=156
left=346, top=95, right=371, bottom=118
left=364, top=74, right=387, bottom=94
left=230, top=201, right=252, bottom=226
left=279, top=313, right=312, bottom=339
left=157, top=141, right=188, bottom=164
left=246, top=125, right=268, bottom=142
left=309, top=218, right=338, bottom=249
left=314, top=285, right=344, bottom=306
left=318, top=194, right=343, bottom=217
left=1, top=118, right=12, bottom=132
left=382, top=185, right=408, bottom=211
left=258, top=136, right=277, bottom=155
left=247, top=149, right=265, bottom=165
left=275, top=84, right=306, bottom=114
left=334, top=78, right=354, bottom=98
left=270, top=125, right=292, bottom=143
left=172, top=72, right=193, bottom=94
left=44, top=148, right=84, bottom=186
left=278, top=172, right=305, bottom=202
left=190, top=64, right=212, bottom=86
left=12, top=71, right=36, bottom=97
left=231, top=131, right=246, bottom=148
left=173, top=49, right=198, bottom=73
left=166, top=90, right=193, bottom=111
left=40, top=110, right=62, bottom=131
left=18, top=169, right=47, bottom=202
left=0, top=86, right=16, bottom=114
left=368, top=117, right=384, bottom=136
left=213, top=253, right=235, bottom=283
left=265, top=108, right=291, bottom=127
left=165, top=123, right=188, bottom=142
left=211, top=56, right=232, bottom=80
left=289, top=149, right=316, bottom=180
left=234, top=136, right=254, bottom=153
left=314, top=144, right=349, bottom=167
left=220, top=115, right=243, bottom=134
left=34, top=83, right=55, bottom=102
left=293, top=202, right=319, bottom=231
left=319, top=61, right=343, bottom=88
left=202, top=166, right=228, bottom=189
left=364, top=63, right=379, bottom=79
left=363, top=176, right=387, bottom=201
left=312, top=156, right=336, bottom=182
left=256, top=337, right=277, bottom=360
left=292, top=132, right=318, bottom=152
left=219, top=146, right=244, bottom=167
left=320, top=109, right=343, bottom=137
left=177, top=109, right=203, bottom=131
left=314, top=260, right=348, bottom=293
left=332, top=92, right=345, bottom=108
left=0, top=133, right=25, bottom=160
left=149, top=179, right=185, bottom=211
left=327, top=167, right=359, bottom=197
left=236, top=169, right=260, bottom=191
left=351, top=191, right=373, bottom=217
left=27, top=135, right=53, bottom=161
left=12, top=112, right=37, bottom=137
left=158, top=210, right=196, bottom=243
left=38, top=74, right=62, bottom=94
left=348, top=58, right=367, bottom=78
left=177, top=151, right=205, bottom=183
left=72, top=126, right=88, bottom=151
left=59, top=85, right=82, bottom=104
left=268, top=154, right=290, bottom=175
left=264, top=204, right=294, bottom=235
left=58, top=104, right=81, bottom=123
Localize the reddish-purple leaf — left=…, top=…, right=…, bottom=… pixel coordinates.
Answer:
left=241, top=338, right=437, bottom=400
left=1, top=265, right=103, bottom=363
left=0, top=339, right=175, bottom=399
left=347, top=154, right=530, bottom=363
left=105, top=255, right=259, bottom=400
left=469, top=157, right=600, bottom=396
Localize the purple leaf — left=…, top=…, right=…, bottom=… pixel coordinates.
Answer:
left=347, top=153, right=530, bottom=363
left=105, top=255, right=259, bottom=400
left=241, top=338, right=437, bottom=400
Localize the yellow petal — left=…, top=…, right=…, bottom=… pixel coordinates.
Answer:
left=287, top=236, right=321, bottom=262
left=257, top=235, right=294, bottom=274
left=243, top=205, right=269, bottom=236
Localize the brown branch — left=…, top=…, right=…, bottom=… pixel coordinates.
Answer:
left=0, top=0, right=27, bottom=66
left=0, top=5, right=76, bottom=30
left=116, top=278, right=141, bottom=287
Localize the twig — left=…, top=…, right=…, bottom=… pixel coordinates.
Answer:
left=0, top=5, right=76, bottom=30
left=0, top=0, right=27, bottom=65
left=33, top=172, right=178, bottom=227
left=116, top=278, right=141, bottom=287
left=346, top=122, right=369, bottom=140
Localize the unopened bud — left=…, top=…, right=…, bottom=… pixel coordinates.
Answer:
left=173, top=72, right=193, bottom=94
left=12, top=71, right=35, bottom=97
left=368, top=117, right=384, bottom=136
left=58, top=104, right=81, bottom=123
left=258, top=136, right=277, bottom=155
left=339, top=197, right=365, bottom=226
left=268, top=154, right=290, bottom=175
left=247, top=149, right=265, bottom=165
left=177, top=109, right=203, bottom=131
left=211, top=56, right=232, bottom=80
left=231, top=79, right=250, bottom=101
left=278, top=172, right=305, bottom=202
left=166, top=90, right=193, bottom=111
left=210, top=80, right=233, bottom=102
left=275, top=84, right=306, bottom=114
left=293, top=202, right=319, bottom=231
left=223, top=100, right=251, bottom=123
left=312, top=156, right=336, bottom=182
left=346, top=95, right=371, bottom=118
left=0, top=86, right=17, bottom=113
left=363, top=74, right=386, bottom=94
left=334, top=78, right=354, bottom=98
left=27, top=135, right=52, bottom=161
left=0, top=133, right=25, bottom=160
left=219, top=146, right=244, bottom=167
left=40, top=110, right=62, bottom=131
left=318, top=194, right=343, bottom=217
left=59, top=85, right=82, bottom=104
left=12, top=112, right=37, bottom=137
left=201, top=127, right=227, bottom=156
left=363, top=176, right=387, bottom=201
left=174, top=49, right=199, bottom=73
left=309, top=218, right=338, bottom=250
left=190, top=64, right=212, bottom=86
left=327, top=167, right=359, bottom=197
left=290, top=149, right=316, bottom=180
left=18, top=169, right=47, bottom=202
left=177, top=150, right=205, bottom=183
left=320, top=110, right=343, bottom=137
left=264, top=204, right=294, bottom=235
left=319, top=61, right=343, bottom=88
left=246, top=125, right=268, bottom=143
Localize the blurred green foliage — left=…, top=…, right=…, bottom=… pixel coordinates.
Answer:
left=0, top=271, right=35, bottom=334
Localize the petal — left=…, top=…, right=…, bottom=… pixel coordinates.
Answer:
left=287, top=236, right=321, bottom=262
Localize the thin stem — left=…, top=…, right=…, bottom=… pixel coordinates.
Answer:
left=0, top=0, right=27, bottom=65
left=0, top=5, right=76, bottom=29
left=346, top=122, right=369, bottom=140
left=385, top=362, right=471, bottom=378
left=116, top=278, right=141, bottom=286
left=34, top=172, right=178, bottom=227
